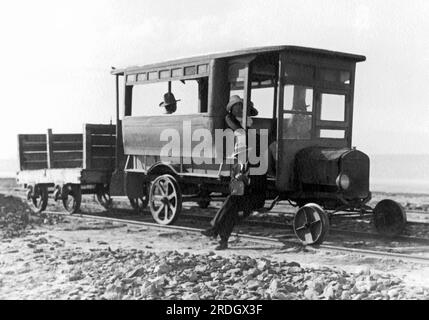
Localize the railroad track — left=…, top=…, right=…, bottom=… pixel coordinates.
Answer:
left=174, top=211, right=429, bottom=245
left=9, top=190, right=429, bottom=254
left=61, top=201, right=429, bottom=244
left=43, top=208, right=429, bottom=265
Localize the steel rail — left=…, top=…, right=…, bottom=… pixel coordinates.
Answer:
left=164, top=211, right=429, bottom=245
left=43, top=210, right=429, bottom=264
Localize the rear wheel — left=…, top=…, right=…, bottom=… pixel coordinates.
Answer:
left=149, top=174, right=182, bottom=225
left=62, top=184, right=82, bottom=214
left=28, top=185, right=48, bottom=213
left=293, top=203, right=330, bottom=245
left=373, top=199, right=406, bottom=236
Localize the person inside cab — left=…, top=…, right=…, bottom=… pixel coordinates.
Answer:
left=159, top=92, right=180, bottom=114
left=225, top=95, right=258, bottom=130
left=285, top=86, right=312, bottom=139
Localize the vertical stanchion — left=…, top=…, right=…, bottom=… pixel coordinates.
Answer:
left=47, top=129, right=54, bottom=169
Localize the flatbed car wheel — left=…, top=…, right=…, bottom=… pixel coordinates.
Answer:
left=62, top=184, right=82, bottom=214
left=373, top=199, right=407, bottom=236
left=96, top=185, right=112, bottom=209
left=28, top=185, right=48, bottom=213
left=149, top=174, right=182, bottom=225
left=293, top=203, right=329, bottom=245
left=129, top=196, right=148, bottom=214
left=97, top=192, right=112, bottom=209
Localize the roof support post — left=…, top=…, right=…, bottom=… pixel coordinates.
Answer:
left=242, top=62, right=252, bottom=132
left=115, top=75, right=120, bottom=170
left=275, top=56, right=285, bottom=181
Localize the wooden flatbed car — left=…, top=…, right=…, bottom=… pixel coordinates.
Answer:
left=17, top=124, right=116, bottom=213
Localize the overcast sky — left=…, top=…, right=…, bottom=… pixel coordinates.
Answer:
left=0, top=0, right=428, bottom=159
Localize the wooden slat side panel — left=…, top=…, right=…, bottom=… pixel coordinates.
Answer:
left=19, top=134, right=48, bottom=170
left=85, top=124, right=115, bottom=135
left=53, top=134, right=83, bottom=143
left=91, top=135, right=116, bottom=146
left=50, top=131, right=83, bottom=168
left=91, top=147, right=115, bottom=157
left=51, top=132, right=83, bottom=169
left=83, top=123, right=116, bottom=170
left=18, top=134, right=47, bottom=142
left=52, top=134, right=83, bottom=164
left=22, top=162, right=48, bottom=170
left=21, top=143, right=47, bottom=152
left=52, top=142, right=83, bottom=151
left=52, top=151, right=83, bottom=161
left=53, top=160, right=83, bottom=168
left=23, top=152, right=48, bottom=162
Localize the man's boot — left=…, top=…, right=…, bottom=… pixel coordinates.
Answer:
left=215, top=239, right=228, bottom=250
left=201, top=227, right=218, bottom=238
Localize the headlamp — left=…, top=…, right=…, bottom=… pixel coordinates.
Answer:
left=336, top=173, right=350, bottom=190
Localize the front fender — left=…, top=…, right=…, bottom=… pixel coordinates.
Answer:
left=146, top=162, right=181, bottom=177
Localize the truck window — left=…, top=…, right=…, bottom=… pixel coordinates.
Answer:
left=130, top=78, right=207, bottom=116
left=131, top=82, right=166, bottom=116
left=319, top=129, right=345, bottom=139
left=228, top=59, right=276, bottom=119
left=320, top=93, right=346, bottom=122
left=319, top=69, right=350, bottom=85
left=229, top=87, right=274, bottom=119
left=283, top=85, right=313, bottom=139
left=251, top=87, right=275, bottom=118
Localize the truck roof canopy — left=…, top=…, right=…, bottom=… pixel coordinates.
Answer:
left=111, top=45, right=366, bottom=76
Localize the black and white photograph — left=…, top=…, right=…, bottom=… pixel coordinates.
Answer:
left=0, top=0, right=428, bottom=307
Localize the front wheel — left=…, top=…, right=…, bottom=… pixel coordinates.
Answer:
left=293, top=203, right=330, bottom=245
left=373, top=199, right=406, bottom=236
left=149, top=174, right=182, bottom=225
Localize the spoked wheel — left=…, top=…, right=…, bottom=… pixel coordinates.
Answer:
left=149, top=174, right=182, bottom=225
left=96, top=184, right=112, bottom=209
left=293, top=203, right=330, bottom=245
left=373, top=199, right=407, bottom=236
left=27, top=185, right=48, bottom=213
left=129, top=196, right=149, bottom=214
left=62, top=184, right=82, bottom=214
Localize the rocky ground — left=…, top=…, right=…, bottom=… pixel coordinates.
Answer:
left=1, top=189, right=429, bottom=300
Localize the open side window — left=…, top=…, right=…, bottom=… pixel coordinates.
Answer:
left=228, top=55, right=277, bottom=120
left=125, top=77, right=208, bottom=117
left=280, top=62, right=315, bottom=140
